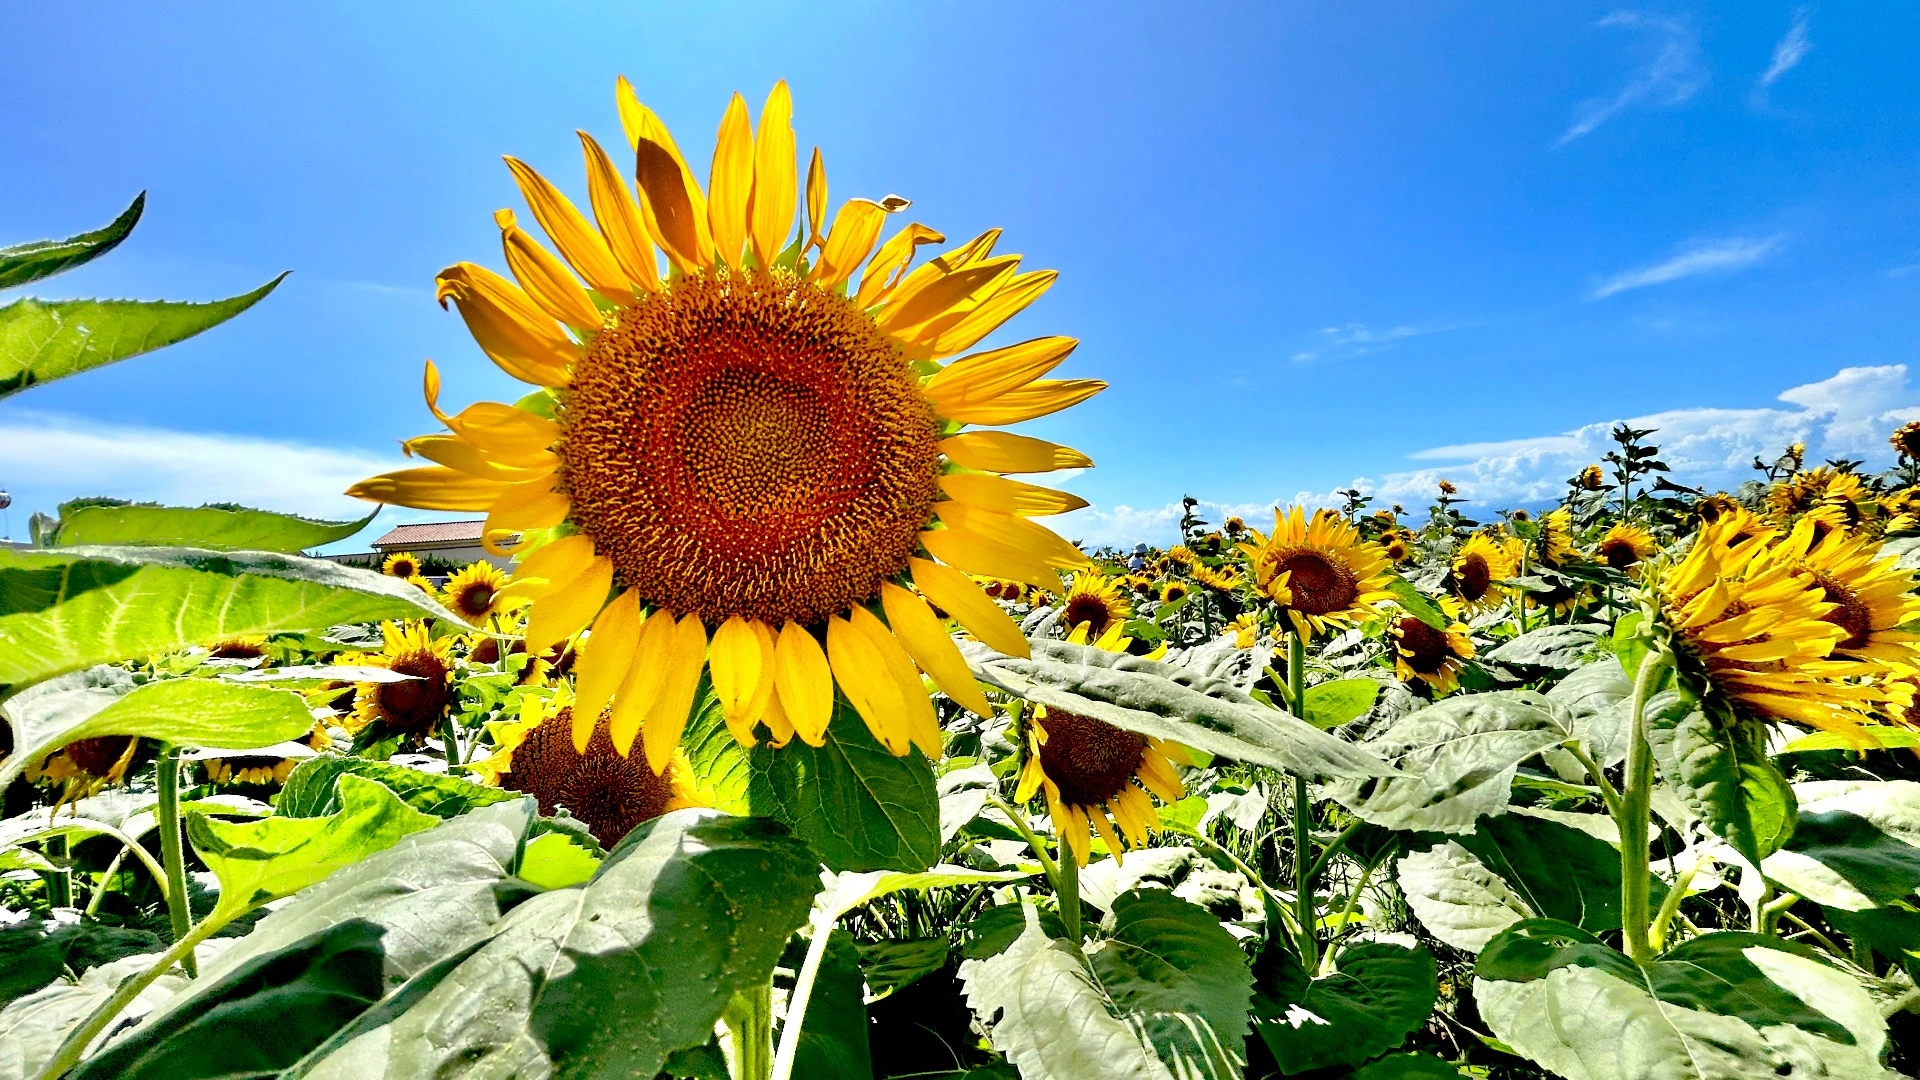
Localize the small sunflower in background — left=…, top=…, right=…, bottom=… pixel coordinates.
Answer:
left=1882, top=488, right=1920, bottom=535
left=28, top=737, right=152, bottom=806
left=1379, top=529, right=1414, bottom=565
left=471, top=687, right=703, bottom=848
left=1222, top=515, right=1248, bottom=539
left=1191, top=563, right=1244, bottom=595
left=1240, top=506, right=1394, bottom=639
left=1059, top=573, right=1132, bottom=639
left=1446, top=532, right=1518, bottom=614
left=1892, top=421, right=1920, bottom=462
left=1533, top=508, right=1577, bottom=567
left=207, top=636, right=270, bottom=661
left=1593, top=522, right=1657, bottom=574
left=441, top=561, right=512, bottom=625
left=1774, top=520, right=1920, bottom=669
left=347, top=622, right=457, bottom=739
left=1576, top=465, right=1606, bottom=491
left=350, top=80, right=1098, bottom=768
left=1158, top=581, right=1191, bottom=604
left=1166, top=546, right=1198, bottom=570
left=1222, top=612, right=1263, bottom=649
left=1527, top=577, right=1590, bottom=618
left=1389, top=599, right=1475, bottom=694
left=381, top=551, right=425, bottom=581
left=204, top=724, right=333, bottom=787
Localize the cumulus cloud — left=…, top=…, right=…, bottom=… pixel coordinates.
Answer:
left=1056, top=365, right=1920, bottom=548
left=1591, top=235, right=1783, bottom=299
left=1760, top=11, right=1812, bottom=88
left=1559, top=12, right=1708, bottom=145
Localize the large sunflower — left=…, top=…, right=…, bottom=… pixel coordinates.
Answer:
left=347, top=621, right=457, bottom=738
left=1059, top=573, right=1131, bottom=638
left=1446, top=532, right=1518, bottom=614
left=349, top=81, right=1100, bottom=769
left=1390, top=598, right=1475, bottom=694
left=1772, top=520, right=1920, bottom=669
left=1239, top=506, right=1395, bottom=639
left=441, top=561, right=512, bottom=625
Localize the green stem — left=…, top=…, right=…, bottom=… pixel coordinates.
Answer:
left=440, top=716, right=463, bottom=766
left=1760, top=889, right=1800, bottom=935
left=722, top=981, right=774, bottom=1080
left=1304, top=819, right=1365, bottom=891
left=1056, top=843, right=1082, bottom=944
left=36, top=911, right=225, bottom=1080
left=1647, top=864, right=1696, bottom=953
left=1562, top=742, right=1624, bottom=819
left=1319, top=854, right=1383, bottom=976
left=986, top=792, right=1058, bottom=883
left=44, top=834, right=71, bottom=909
left=1882, top=985, right=1920, bottom=1019
left=1287, top=632, right=1317, bottom=970
left=84, top=848, right=128, bottom=918
left=1165, top=824, right=1301, bottom=942
left=155, top=745, right=197, bottom=978
left=1619, top=646, right=1671, bottom=965
left=771, top=923, right=833, bottom=1080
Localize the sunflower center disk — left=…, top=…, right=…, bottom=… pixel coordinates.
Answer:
left=504, top=705, right=674, bottom=847
left=1272, top=549, right=1358, bottom=615
left=561, top=271, right=940, bottom=626
left=1397, top=618, right=1451, bottom=674
left=1814, top=575, right=1873, bottom=650
left=1038, top=711, right=1148, bottom=807
left=377, top=653, right=452, bottom=735
left=1455, top=554, right=1492, bottom=601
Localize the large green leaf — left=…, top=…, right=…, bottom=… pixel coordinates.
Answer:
left=0, top=953, right=191, bottom=1080
left=0, top=921, right=162, bottom=1008
left=1483, top=624, right=1607, bottom=673
left=69, top=920, right=387, bottom=1080
left=1303, top=677, right=1380, bottom=730
left=1394, top=840, right=1542, bottom=953
left=1762, top=780, right=1920, bottom=911
left=1645, top=693, right=1795, bottom=866
left=963, top=640, right=1392, bottom=781
left=0, top=274, right=285, bottom=399
left=1252, top=939, right=1437, bottom=1074
left=0, top=669, right=313, bottom=791
left=277, top=755, right=519, bottom=820
left=1453, top=813, right=1649, bottom=936
left=1089, top=890, right=1254, bottom=1079
left=0, top=545, right=451, bottom=695
left=749, top=697, right=941, bottom=872
left=42, top=499, right=377, bottom=554
left=682, top=681, right=752, bottom=814
left=860, top=938, right=950, bottom=995
left=1545, top=657, right=1634, bottom=766
left=1324, top=690, right=1564, bottom=833
left=1383, top=576, right=1448, bottom=630
left=0, top=193, right=143, bottom=290
left=291, top=810, right=820, bottom=1078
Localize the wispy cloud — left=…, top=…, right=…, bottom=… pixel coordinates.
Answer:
left=1290, top=322, right=1457, bottom=364
left=1559, top=12, right=1707, bottom=146
left=1759, top=10, right=1813, bottom=88
left=1591, top=235, right=1783, bottom=299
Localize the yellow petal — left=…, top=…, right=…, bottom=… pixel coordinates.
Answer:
left=938, top=473, right=1088, bottom=517
left=881, top=583, right=994, bottom=718
left=774, top=621, right=834, bottom=747
left=634, top=137, right=709, bottom=274
left=936, top=501, right=1089, bottom=572
left=502, top=157, right=631, bottom=301
left=643, top=614, right=709, bottom=774
left=610, top=609, right=671, bottom=756
left=497, top=534, right=598, bottom=603
left=916, top=270, right=1058, bottom=358
left=804, top=146, right=826, bottom=249
left=909, top=557, right=1030, bottom=658
left=828, top=614, right=911, bottom=755
left=572, top=589, right=642, bottom=748
left=852, top=606, right=942, bottom=759
left=616, top=82, right=715, bottom=270
left=938, top=432, right=1093, bottom=474
left=922, top=337, right=1078, bottom=413
left=347, top=466, right=508, bottom=512
left=749, top=80, right=796, bottom=268
left=434, top=263, right=576, bottom=386
left=484, top=476, right=570, bottom=534
left=760, top=677, right=797, bottom=747
left=875, top=256, right=1020, bottom=336
left=709, top=615, right=769, bottom=746
left=524, top=556, right=613, bottom=655
left=402, top=434, right=549, bottom=480
left=882, top=229, right=1001, bottom=310
left=577, top=131, right=661, bottom=294
left=937, top=378, right=1107, bottom=427
left=707, top=93, right=754, bottom=268
left=813, top=199, right=890, bottom=290
left=494, top=208, right=604, bottom=333
left=920, top=527, right=1061, bottom=593
left=853, top=223, right=945, bottom=308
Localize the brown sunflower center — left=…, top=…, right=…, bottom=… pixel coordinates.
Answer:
left=387, top=559, right=417, bottom=577
left=454, top=582, right=497, bottom=619
left=63, top=736, right=141, bottom=779
left=559, top=269, right=940, bottom=626
left=1063, top=593, right=1117, bottom=634
left=1597, top=539, right=1641, bottom=569
left=1396, top=617, right=1451, bottom=675
left=210, top=640, right=267, bottom=660
left=375, top=652, right=453, bottom=735
left=1270, top=548, right=1358, bottom=615
left=1454, top=553, right=1492, bottom=601
left=503, top=705, right=676, bottom=847
left=1036, top=710, right=1148, bottom=807
left=1812, top=573, right=1873, bottom=651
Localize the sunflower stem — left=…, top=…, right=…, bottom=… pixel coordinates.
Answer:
left=37, top=911, right=224, bottom=1080
left=1619, top=645, right=1670, bottom=965
left=439, top=715, right=463, bottom=767
left=722, top=981, right=775, bottom=1080
left=156, top=745, right=197, bottom=978
left=1057, top=842, right=1083, bottom=944
left=770, top=921, right=833, bottom=1080
left=1286, top=631, right=1318, bottom=970
left=44, top=834, right=71, bottom=909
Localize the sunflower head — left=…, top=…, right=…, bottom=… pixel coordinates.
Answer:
left=1390, top=600, right=1475, bottom=694
left=1059, top=573, right=1132, bottom=638
left=349, top=80, right=1102, bottom=768
left=1894, top=422, right=1920, bottom=461
left=28, top=737, right=152, bottom=805
left=208, top=636, right=270, bottom=660
left=1534, top=508, right=1577, bottom=566
left=1594, top=523, right=1657, bottom=573
left=1239, top=506, right=1395, bottom=639
left=1577, top=465, right=1606, bottom=491
left=1223, top=516, right=1248, bottom=538
left=348, top=621, right=456, bottom=739
left=1191, top=564, right=1244, bottom=595
left=381, top=551, right=424, bottom=581
left=1446, top=532, right=1518, bottom=613
left=1437, top=480, right=1458, bottom=496
left=1159, top=581, right=1191, bottom=604
left=1775, top=519, right=1920, bottom=668
left=439, top=561, right=512, bottom=625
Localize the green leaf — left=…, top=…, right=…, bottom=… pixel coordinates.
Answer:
left=43, top=500, right=377, bottom=554
left=0, top=669, right=313, bottom=791
left=516, top=831, right=600, bottom=890
left=0, top=922, right=162, bottom=1008
left=0, top=953, right=192, bottom=1080
left=276, top=754, right=518, bottom=820
left=1088, top=890, right=1254, bottom=1080
left=859, top=938, right=949, bottom=995
left=1545, top=657, right=1634, bottom=766
left=0, top=275, right=286, bottom=400
left=1645, top=693, right=1796, bottom=866
left=1303, top=677, right=1380, bottom=729
left=290, top=810, right=820, bottom=1078
left=1395, top=841, right=1541, bottom=953
left=1252, top=939, right=1438, bottom=1074
left=188, top=775, right=441, bottom=921
left=68, top=920, right=386, bottom=1080
left=1351, top=1052, right=1466, bottom=1079
left=964, top=640, right=1393, bottom=781
left=1762, top=780, right=1920, bottom=911
left=962, top=902, right=1068, bottom=961
left=1453, top=814, right=1651, bottom=936
left=681, top=681, right=752, bottom=815
left=0, top=193, right=143, bottom=290
left=0, top=545, right=451, bottom=697
left=788, top=930, right=872, bottom=1080
left=1325, top=691, right=1564, bottom=833
left=1483, top=624, right=1607, bottom=673
left=749, top=697, right=941, bottom=872
left=1384, top=575, right=1448, bottom=630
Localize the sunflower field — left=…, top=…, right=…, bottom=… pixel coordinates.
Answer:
left=5, top=82, right=1920, bottom=1080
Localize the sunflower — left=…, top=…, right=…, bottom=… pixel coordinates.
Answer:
left=207, top=636, right=269, bottom=660
left=1656, top=515, right=1880, bottom=740
left=1390, top=599, right=1475, bottom=694
left=1766, top=468, right=1866, bottom=526
left=1240, top=506, right=1395, bottom=639
left=1438, top=480, right=1458, bottom=496
left=347, top=621, right=457, bottom=738
left=1772, top=520, right=1920, bottom=669
left=1015, top=638, right=1187, bottom=867
left=1158, top=581, right=1191, bottom=604
left=472, top=687, right=704, bottom=848
left=1892, top=421, right=1920, bottom=461
left=381, top=551, right=425, bottom=581
left=1577, top=465, right=1606, bottom=491
left=1593, top=523, right=1657, bottom=573
left=1222, top=612, right=1263, bottom=649
left=1191, top=564, right=1244, bottom=595
left=1059, top=573, right=1131, bottom=638
left=1883, top=488, right=1920, bottom=535
left=1526, top=577, right=1590, bottom=617
left=1446, top=532, right=1518, bottom=614
left=1379, top=529, right=1414, bottom=565
left=348, top=80, right=1098, bottom=768
left=1223, top=516, right=1248, bottom=538
left=205, top=724, right=333, bottom=786
left=438, top=561, right=511, bottom=625
left=1533, top=508, right=1576, bottom=567
left=28, top=737, right=151, bottom=805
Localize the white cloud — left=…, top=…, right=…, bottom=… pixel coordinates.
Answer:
left=1591, top=235, right=1782, bottom=299
left=1291, top=322, right=1457, bottom=364
left=1559, top=12, right=1708, bottom=145
left=1759, top=11, right=1812, bottom=88
left=1055, top=365, right=1920, bottom=548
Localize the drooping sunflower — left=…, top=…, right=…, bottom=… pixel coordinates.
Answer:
left=1766, top=468, right=1868, bottom=528
left=347, top=621, right=457, bottom=738
left=1576, top=465, right=1606, bottom=491
left=1390, top=599, right=1475, bottom=694
left=1772, top=520, right=1920, bottom=669
left=1533, top=508, right=1577, bottom=567
left=471, top=686, right=704, bottom=848
left=381, top=551, right=425, bottom=581
left=1059, top=573, right=1131, bottom=638
left=1656, top=515, right=1880, bottom=740
left=1446, top=532, right=1518, bottom=614
left=207, top=636, right=270, bottom=661
left=1892, top=420, right=1920, bottom=462
left=349, top=80, right=1100, bottom=769
left=1593, top=523, right=1657, bottom=574
left=1239, top=506, right=1395, bottom=639
left=28, top=737, right=152, bottom=806
left=1883, top=488, right=1920, bottom=536
left=204, top=724, right=333, bottom=787
left=440, top=561, right=513, bottom=625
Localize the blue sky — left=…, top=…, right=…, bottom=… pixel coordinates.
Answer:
left=3, top=2, right=1919, bottom=549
